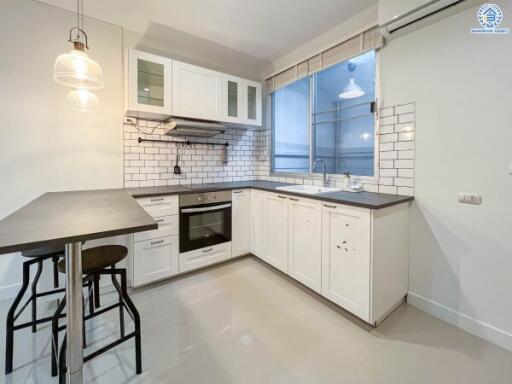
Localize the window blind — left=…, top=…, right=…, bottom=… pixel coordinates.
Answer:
left=265, top=26, right=383, bottom=93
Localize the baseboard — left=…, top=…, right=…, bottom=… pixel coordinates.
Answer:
left=0, top=283, right=21, bottom=302
left=408, top=291, right=512, bottom=352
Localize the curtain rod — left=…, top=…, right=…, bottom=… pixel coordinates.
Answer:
left=137, top=137, right=229, bottom=147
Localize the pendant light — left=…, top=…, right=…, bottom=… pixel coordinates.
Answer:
left=338, top=62, right=364, bottom=99
left=66, top=89, right=100, bottom=112
left=53, top=0, right=103, bottom=90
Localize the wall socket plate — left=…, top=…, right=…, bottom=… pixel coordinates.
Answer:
left=458, top=193, right=482, bottom=205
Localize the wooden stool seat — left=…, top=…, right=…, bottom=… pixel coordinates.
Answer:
left=57, top=245, right=127, bottom=275
left=22, top=245, right=64, bottom=258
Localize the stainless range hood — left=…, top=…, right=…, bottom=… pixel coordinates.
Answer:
left=164, top=118, right=226, bottom=138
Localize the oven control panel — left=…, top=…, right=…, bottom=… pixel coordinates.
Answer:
left=179, top=190, right=232, bottom=207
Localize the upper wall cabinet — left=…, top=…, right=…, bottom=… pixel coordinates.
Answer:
left=222, top=75, right=244, bottom=123
left=125, top=49, right=262, bottom=126
left=222, top=76, right=262, bottom=126
left=125, top=49, right=173, bottom=121
left=243, top=80, right=262, bottom=126
left=172, top=61, right=223, bottom=121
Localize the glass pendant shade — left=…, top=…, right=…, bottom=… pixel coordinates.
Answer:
left=54, top=49, right=104, bottom=90
left=66, top=89, right=100, bottom=112
left=338, top=78, right=365, bottom=99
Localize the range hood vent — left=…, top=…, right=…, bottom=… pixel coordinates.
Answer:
left=164, top=118, right=226, bottom=138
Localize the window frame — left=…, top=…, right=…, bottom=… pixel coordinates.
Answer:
left=269, top=50, right=380, bottom=184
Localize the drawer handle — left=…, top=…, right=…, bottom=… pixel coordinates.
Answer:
left=150, top=197, right=164, bottom=202
left=233, top=191, right=243, bottom=194
left=202, top=248, right=213, bottom=253
left=150, top=239, right=164, bottom=245
left=289, top=197, right=299, bottom=201
left=278, top=195, right=287, bottom=199
left=324, top=204, right=336, bottom=209
left=155, top=219, right=164, bottom=223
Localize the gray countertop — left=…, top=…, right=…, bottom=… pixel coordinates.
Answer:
left=128, top=180, right=414, bottom=209
left=0, top=189, right=157, bottom=255
left=0, top=181, right=413, bottom=254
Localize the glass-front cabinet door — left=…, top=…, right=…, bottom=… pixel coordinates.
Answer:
left=126, top=49, right=172, bottom=120
left=222, top=74, right=243, bottom=123
left=243, top=80, right=262, bottom=126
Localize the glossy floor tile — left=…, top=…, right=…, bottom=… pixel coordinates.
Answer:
left=1, top=257, right=511, bottom=383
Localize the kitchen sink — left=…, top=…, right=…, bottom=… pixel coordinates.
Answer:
left=276, top=184, right=343, bottom=195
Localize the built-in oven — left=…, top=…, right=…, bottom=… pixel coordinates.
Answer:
left=179, top=191, right=232, bottom=253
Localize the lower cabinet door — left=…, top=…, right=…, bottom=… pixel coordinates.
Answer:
left=321, top=204, right=371, bottom=321
left=261, top=193, right=288, bottom=273
left=250, top=189, right=264, bottom=257
left=288, top=197, right=322, bottom=293
left=179, top=242, right=232, bottom=273
left=232, top=190, right=251, bottom=257
left=133, top=235, right=179, bottom=287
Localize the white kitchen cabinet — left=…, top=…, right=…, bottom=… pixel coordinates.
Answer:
left=321, top=202, right=409, bottom=324
left=172, top=60, right=223, bottom=121
left=130, top=196, right=180, bottom=287
left=243, top=80, right=262, bottom=126
left=179, top=242, right=232, bottom=273
left=232, top=190, right=251, bottom=257
left=133, top=235, right=179, bottom=287
left=222, top=74, right=244, bottom=123
left=287, top=196, right=322, bottom=293
left=322, top=203, right=371, bottom=320
left=261, top=192, right=288, bottom=273
left=250, top=189, right=264, bottom=257
left=222, top=76, right=262, bottom=126
left=125, top=49, right=172, bottom=121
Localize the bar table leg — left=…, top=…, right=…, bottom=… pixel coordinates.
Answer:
left=65, top=242, right=83, bottom=384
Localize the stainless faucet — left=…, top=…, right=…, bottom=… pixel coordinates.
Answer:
left=313, top=159, right=327, bottom=187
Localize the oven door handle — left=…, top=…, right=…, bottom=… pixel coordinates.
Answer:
left=181, top=203, right=231, bottom=213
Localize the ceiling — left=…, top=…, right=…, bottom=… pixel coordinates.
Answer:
left=38, top=0, right=378, bottom=62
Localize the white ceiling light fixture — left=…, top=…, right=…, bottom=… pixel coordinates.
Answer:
left=338, top=62, right=364, bottom=99
left=66, top=89, right=100, bottom=112
left=53, top=0, right=104, bottom=90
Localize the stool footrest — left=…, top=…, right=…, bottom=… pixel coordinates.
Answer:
left=84, top=331, right=137, bottom=362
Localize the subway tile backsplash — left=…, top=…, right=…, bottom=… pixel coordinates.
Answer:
left=123, top=102, right=415, bottom=196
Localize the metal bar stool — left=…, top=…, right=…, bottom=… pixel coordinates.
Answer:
left=51, top=245, right=142, bottom=380
left=4, top=245, right=67, bottom=374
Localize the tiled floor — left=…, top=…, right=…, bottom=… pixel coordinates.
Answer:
left=1, top=256, right=511, bottom=383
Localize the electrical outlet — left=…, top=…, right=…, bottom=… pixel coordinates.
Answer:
left=458, top=193, right=482, bottom=205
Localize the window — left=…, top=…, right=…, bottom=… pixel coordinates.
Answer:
left=271, top=51, right=376, bottom=177
left=271, top=77, right=310, bottom=174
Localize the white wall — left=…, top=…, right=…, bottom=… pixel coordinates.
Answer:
left=267, top=0, right=512, bottom=350
left=380, top=1, right=512, bottom=350
left=0, top=0, right=268, bottom=299
left=0, top=0, right=124, bottom=299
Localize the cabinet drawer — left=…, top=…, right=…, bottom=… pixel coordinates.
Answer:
left=179, top=242, right=231, bottom=273
left=143, top=202, right=178, bottom=218
left=136, top=195, right=178, bottom=210
left=134, top=214, right=179, bottom=242
left=133, top=235, right=179, bottom=287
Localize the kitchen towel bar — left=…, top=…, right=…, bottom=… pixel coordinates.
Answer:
left=137, top=137, right=229, bottom=147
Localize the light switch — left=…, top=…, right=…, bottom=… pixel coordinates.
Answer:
left=458, top=193, right=482, bottom=205
left=509, top=164, right=512, bottom=175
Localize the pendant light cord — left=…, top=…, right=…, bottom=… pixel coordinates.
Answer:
left=75, top=0, right=84, bottom=41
